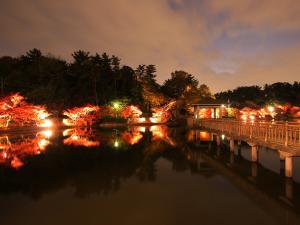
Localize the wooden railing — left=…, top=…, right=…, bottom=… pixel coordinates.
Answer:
left=196, top=119, right=300, bottom=148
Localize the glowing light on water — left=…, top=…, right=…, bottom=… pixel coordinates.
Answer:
left=63, top=128, right=100, bottom=147
left=40, top=130, right=53, bottom=138
left=114, top=140, right=119, bottom=148
left=39, top=119, right=53, bottom=128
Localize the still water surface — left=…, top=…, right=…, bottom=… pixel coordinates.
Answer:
left=0, top=126, right=300, bottom=225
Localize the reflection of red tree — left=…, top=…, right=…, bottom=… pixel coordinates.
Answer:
left=63, top=128, right=100, bottom=147
left=0, top=131, right=52, bottom=169
left=121, top=131, right=143, bottom=145
left=150, top=126, right=176, bottom=146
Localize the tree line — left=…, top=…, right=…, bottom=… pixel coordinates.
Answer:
left=4, top=49, right=297, bottom=112
left=215, top=82, right=300, bottom=108
left=0, top=49, right=213, bottom=113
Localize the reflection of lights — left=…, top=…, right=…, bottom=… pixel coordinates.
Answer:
left=63, top=129, right=73, bottom=137
left=39, top=119, right=53, bottom=128
left=0, top=132, right=53, bottom=169
left=38, top=139, right=50, bottom=150
left=114, top=140, right=119, bottom=148
left=221, top=134, right=225, bottom=140
left=11, top=157, right=23, bottom=169
left=63, top=128, right=100, bottom=147
left=121, top=131, right=143, bottom=145
left=249, top=115, right=255, bottom=121
left=221, top=104, right=226, bottom=108
left=199, top=131, right=210, bottom=141
left=40, top=130, right=53, bottom=138
left=150, top=125, right=176, bottom=146
left=137, top=126, right=146, bottom=133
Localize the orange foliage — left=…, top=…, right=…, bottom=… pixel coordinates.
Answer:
left=63, top=105, right=100, bottom=126
left=0, top=93, right=51, bottom=128
left=152, top=101, right=176, bottom=123
left=120, top=105, right=142, bottom=119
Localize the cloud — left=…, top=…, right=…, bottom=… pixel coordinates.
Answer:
left=0, top=0, right=300, bottom=93
left=0, top=0, right=208, bottom=78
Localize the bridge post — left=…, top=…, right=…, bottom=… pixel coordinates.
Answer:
left=230, top=152, right=234, bottom=164
left=238, top=140, right=242, bottom=146
left=237, top=141, right=242, bottom=157
left=285, top=156, right=293, bottom=178
left=285, top=178, right=294, bottom=199
left=229, top=139, right=235, bottom=152
left=250, top=145, right=258, bottom=162
left=279, top=151, right=294, bottom=178
left=251, top=162, right=258, bottom=178
left=284, top=122, right=288, bottom=147
left=195, top=130, right=199, bottom=141
left=216, top=135, right=221, bottom=146
left=280, top=158, right=285, bottom=176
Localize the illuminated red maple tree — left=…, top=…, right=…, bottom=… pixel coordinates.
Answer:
left=120, top=105, right=142, bottom=119
left=63, top=105, right=100, bottom=126
left=151, top=100, right=176, bottom=123
left=0, top=93, right=51, bottom=128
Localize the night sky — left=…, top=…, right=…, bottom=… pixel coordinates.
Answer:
left=1, top=0, right=300, bottom=92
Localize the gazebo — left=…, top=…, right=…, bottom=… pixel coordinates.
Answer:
left=191, top=99, right=227, bottom=119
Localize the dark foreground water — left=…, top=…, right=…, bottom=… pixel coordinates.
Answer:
left=1, top=126, right=300, bottom=225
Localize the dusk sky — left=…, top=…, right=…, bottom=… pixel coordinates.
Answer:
left=1, top=0, right=300, bottom=92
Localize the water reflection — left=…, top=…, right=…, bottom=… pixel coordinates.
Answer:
left=0, top=130, right=52, bottom=169
left=63, top=128, right=100, bottom=147
left=0, top=127, right=300, bottom=225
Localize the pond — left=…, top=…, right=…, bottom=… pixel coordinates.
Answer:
left=0, top=126, right=300, bottom=225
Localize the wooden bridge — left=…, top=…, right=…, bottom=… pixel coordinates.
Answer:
left=194, top=119, right=300, bottom=151
left=190, top=119, right=300, bottom=178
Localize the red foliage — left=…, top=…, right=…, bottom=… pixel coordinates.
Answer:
left=63, top=105, right=100, bottom=126
left=120, top=105, right=142, bottom=119
left=152, top=101, right=176, bottom=123
left=0, top=93, right=51, bottom=128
